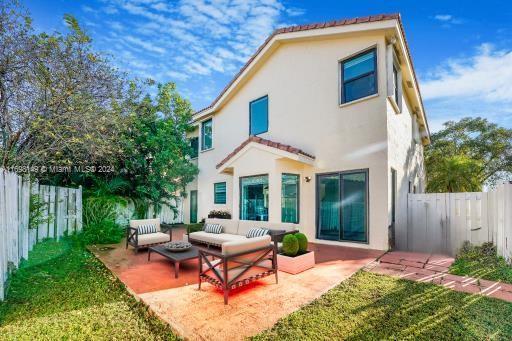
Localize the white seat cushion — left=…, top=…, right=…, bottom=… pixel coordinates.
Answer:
left=189, top=231, right=246, bottom=246
left=137, top=232, right=170, bottom=246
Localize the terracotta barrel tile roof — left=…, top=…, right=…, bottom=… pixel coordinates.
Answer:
left=216, top=136, right=315, bottom=169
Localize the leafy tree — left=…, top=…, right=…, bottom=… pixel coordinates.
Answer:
left=425, top=117, right=512, bottom=192
left=0, top=1, right=126, bottom=170
left=122, top=82, right=198, bottom=217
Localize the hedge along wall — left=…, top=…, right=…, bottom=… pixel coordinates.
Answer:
left=0, top=168, right=82, bottom=300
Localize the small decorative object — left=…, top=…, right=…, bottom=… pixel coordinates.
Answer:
left=164, top=241, right=192, bottom=252
left=278, top=233, right=315, bottom=274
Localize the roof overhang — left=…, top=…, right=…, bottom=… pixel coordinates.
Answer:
left=217, top=137, right=315, bottom=174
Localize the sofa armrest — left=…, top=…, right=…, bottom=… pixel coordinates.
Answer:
left=126, top=226, right=138, bottom=245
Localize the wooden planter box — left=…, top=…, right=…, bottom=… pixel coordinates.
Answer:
left=277, top=251, right=315, bottom=274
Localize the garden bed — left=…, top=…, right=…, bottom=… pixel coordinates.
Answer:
left=449, top=242, right=512, bottom=284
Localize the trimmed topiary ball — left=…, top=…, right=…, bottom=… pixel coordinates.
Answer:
left=282, top=234, right=299, bottom=257
left=295, top=233, right=308, bottom=253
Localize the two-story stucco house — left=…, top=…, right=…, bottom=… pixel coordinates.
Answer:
left=182, top=13, right=430, bottom=251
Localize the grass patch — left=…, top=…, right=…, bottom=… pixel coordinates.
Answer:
left=450, top=242, right=512, bottom=284
left=253, top=271, right=512, bottom=340
left=0, top=237, right=179, bottom=340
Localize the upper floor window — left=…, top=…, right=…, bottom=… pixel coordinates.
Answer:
left=249, top=96, right=268, bottom=135
left=214, top=182, right=227, bottom=204
left=189, top=137, right=198, bottom=159
left=340, top=48, right=377, bottom=104
left=201, top=118, right=212, bottom=150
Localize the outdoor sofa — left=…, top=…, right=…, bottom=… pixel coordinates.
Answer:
left=198, top=234, right=277, bottom=304
left=190, top=218, right=298, bottom=304
left=126, top=218, right=171, bottom=252
left=187, top=218, right=298, bottom=252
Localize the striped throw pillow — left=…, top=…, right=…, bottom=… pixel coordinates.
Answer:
left=137, top=223, right=157, bottom=235
left=204, top=223, right=223, bottom=234
left=246, top=228, right=269, bottom=238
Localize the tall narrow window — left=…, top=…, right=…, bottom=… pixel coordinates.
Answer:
left=281, top=174, right=299, bottom=223
left=249, top=96, right=268, bottom=135
left=393, top=64, right=399, bottom=104
left=340, top=49, right=377, bottom=104
left=214, top=182, right=227, bottom=204
left=189, top=137, right=198, bottom=159
left=190, top=190, right=198, bottom=223
left=201, top=119, right=212, bottom=150
left=240, top=175, right=269, bottom=221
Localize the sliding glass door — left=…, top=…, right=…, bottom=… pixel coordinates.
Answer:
left=317, top=170, right=368, bottom=243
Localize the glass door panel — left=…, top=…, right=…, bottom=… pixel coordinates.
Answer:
left=317, top=174, right=340, bottom=240
left=190, top=190, right=198, bottom=223
left=341, top=172, right=367, bottom=242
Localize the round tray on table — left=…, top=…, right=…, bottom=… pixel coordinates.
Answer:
left=164, top=241, right=192, bottom=252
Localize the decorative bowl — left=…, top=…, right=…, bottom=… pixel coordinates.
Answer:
left=164, top=241, right=192, bottom=252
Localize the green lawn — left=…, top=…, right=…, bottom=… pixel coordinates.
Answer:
left=449, top=242, right=512, bottom=284
left=0, top=237, right=179, bottom=340
left=253, top=271, right=512, bottom=340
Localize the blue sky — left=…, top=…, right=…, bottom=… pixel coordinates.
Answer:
left=23, top=0, right=512, bottom=132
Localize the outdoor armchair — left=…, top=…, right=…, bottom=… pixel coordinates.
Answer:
left=126, top=218, right=171, bottom=252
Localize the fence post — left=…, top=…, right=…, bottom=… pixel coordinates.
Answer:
left=0, top=170, right=6, bottom=300
left=76, top=186, right=83, bottom=232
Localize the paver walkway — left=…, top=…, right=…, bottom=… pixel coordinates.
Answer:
left=367, top=251, right=512, bottom=302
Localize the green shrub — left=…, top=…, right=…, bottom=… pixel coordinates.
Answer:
left=81, top=219, right=124, bottom=245
left=186, top=223, right=204, bottom=234
left=282, top=234, right=299, bottom=257
left=295, top=233, right=308, bottom=254
left=82, top=195, right=125, bottom=244
left=451, top=241, right=512, bottom=284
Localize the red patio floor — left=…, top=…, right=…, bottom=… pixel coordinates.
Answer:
left=89, top=227, right=384, bottom=295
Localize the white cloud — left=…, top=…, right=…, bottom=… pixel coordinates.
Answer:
left=434, top=14, right=452, bottom=22
left=422, top=44, right=512, bottom=131
left=83, top=0, right=305, bottom=108
left=422, top=44, right=512, bottom=103
left=286, top=7, right=305, bottom=17
left=433, top=14, right=462, bottom=26
left=124, top=35, right=166, bottom=54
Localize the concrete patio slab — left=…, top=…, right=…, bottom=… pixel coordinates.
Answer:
left=90, top=227, right=384, bottom=340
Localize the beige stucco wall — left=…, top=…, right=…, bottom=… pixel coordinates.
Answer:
left=181, top=31, right=424, bottom=251
left=386, top=93, right=425, bottom=250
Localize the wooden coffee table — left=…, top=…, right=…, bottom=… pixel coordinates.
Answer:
left=148, top=244, right=199, bottom=278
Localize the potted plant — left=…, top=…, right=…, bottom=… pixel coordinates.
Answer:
left=276, top=233, right=315, bottom=274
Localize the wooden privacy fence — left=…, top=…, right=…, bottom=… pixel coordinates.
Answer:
left=0, top=168, right=82, bottom=300
left=404, top=183, right=512, bottom=258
